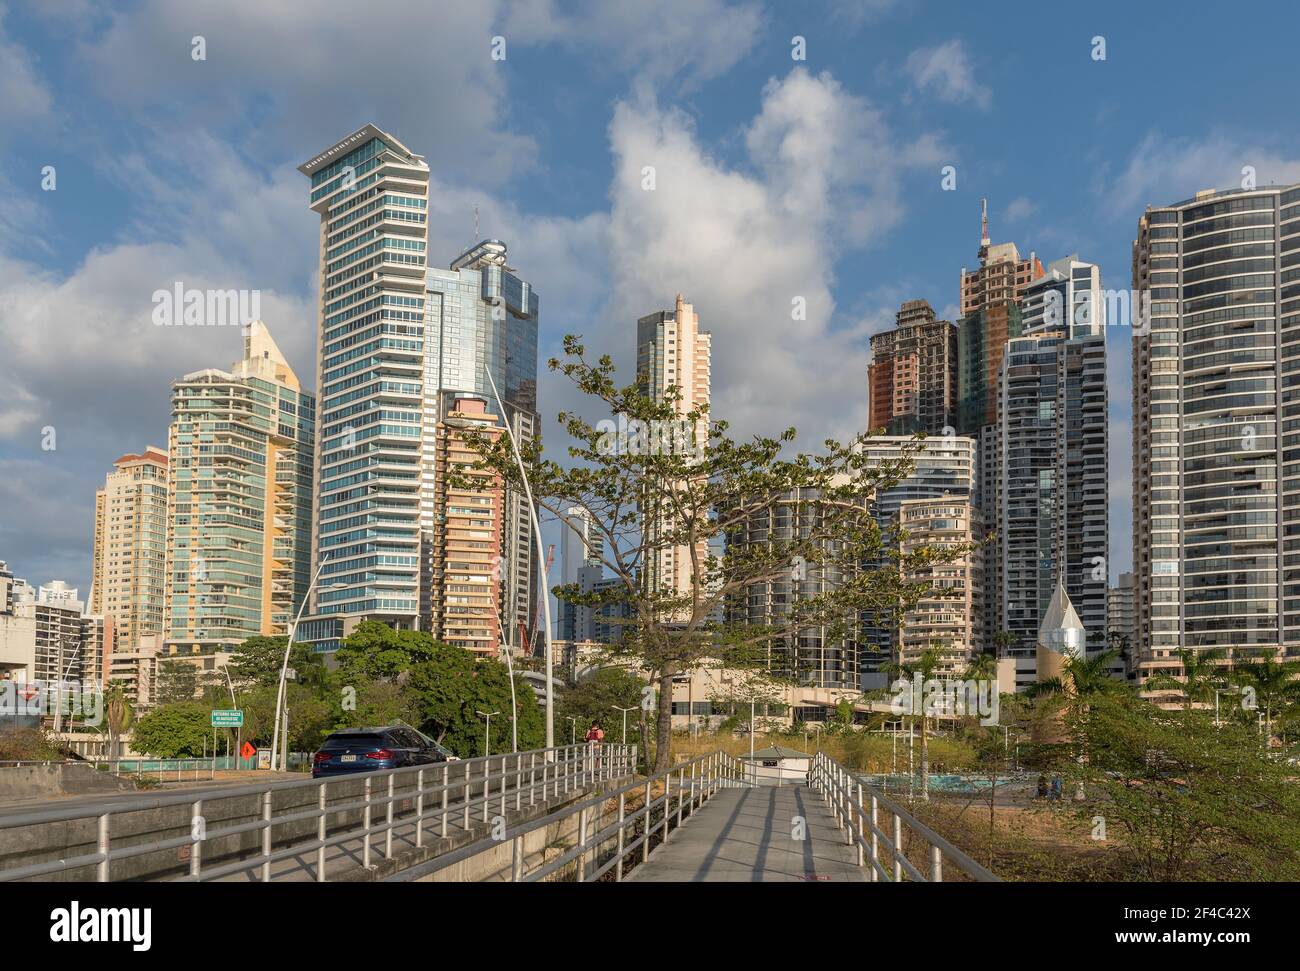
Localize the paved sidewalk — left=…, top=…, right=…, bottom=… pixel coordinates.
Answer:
left=628, top=785, right=867, bottom=882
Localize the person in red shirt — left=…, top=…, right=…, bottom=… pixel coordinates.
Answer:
left=585, top=723, right=605, bottom=775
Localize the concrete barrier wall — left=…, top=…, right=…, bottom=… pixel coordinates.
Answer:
left=0, top=763, right=138, bottom=801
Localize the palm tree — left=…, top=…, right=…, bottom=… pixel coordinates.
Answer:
left=105, top=683, right=133, bottom=760
left=884, top=647, right=942, bottom=801
left=1145, top=647, right=1227, bottom=710
left=1231, top=659, right=1300, bottom=743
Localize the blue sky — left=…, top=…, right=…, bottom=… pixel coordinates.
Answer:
left=3, top=0, right=1300, bottom=598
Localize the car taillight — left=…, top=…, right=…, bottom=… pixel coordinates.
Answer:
left=365, top=748, right=393, bottom=760
left=314, top=752, right=331, bottom=763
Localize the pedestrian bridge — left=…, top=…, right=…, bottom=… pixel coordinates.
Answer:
left=0, top=746, right=997, bottom=883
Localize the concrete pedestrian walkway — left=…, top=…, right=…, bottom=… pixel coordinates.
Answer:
left=628, top=785, right=867, bottom=882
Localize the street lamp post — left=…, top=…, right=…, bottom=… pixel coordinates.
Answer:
left=566, top=716, right=577, bottom=746
left=271, top=555, right=339, bottom=773
left=482, top=364, right=554, bottom=754
left=611, top=705, right=637, bottom=744
left=477, top=710, right=500, bottom=757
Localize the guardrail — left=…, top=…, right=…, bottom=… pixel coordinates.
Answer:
left=809, top=752, right=1000, bottom=883
left=390, top=749, right=746, bottom=882
left=0, top=743, right=635, bottom=882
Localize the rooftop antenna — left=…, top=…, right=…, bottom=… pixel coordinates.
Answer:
left=980, top=197, right=990, bottom=247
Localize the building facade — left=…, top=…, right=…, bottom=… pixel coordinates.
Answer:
left=298, top=125, right=539, bottom=655
left=637, top=294, right=711, bottom=612
left=956, top=201, right=1044, bottom=434
left=1131, top=183, right=1300, bottom=684
left=90, top=446, right=169, bottom=652
left=896, top=496, right=983, bottom=674
left=868, top=299, right=958, bottom=436
left=162, top=322, right=315, bottom=655
left=996, top=256, right=1108, bottom=666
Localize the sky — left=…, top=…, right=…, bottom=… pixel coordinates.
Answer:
left=2, top=0, right=1300, bottom=599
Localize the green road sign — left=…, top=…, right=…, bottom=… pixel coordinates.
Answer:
left=211, top=709, right=244, bottom=728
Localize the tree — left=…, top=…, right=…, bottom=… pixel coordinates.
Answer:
left=462, top=337, right=970, bottom=770
left=132, top=702, right=211, bottom=758
left=1230, top=658, right=1300, bottom=741
left=558, top=667, right=646, bottom=746
left=227, top=635, right=325, bottom=689
left=333, top=621, right=439, bottom=684
left=406, top=649, right=544, bottom=756
left=104, top=683, right=133, bottom=759
left=1144, top=647, right=1227, bottom=710
left=155, top=659, right=199, bottom=705
left=884, top=647, right=942, bottom=801
left=1064, top=693, right=1300, bottom=880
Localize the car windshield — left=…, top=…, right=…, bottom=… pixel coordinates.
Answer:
left=322, top=733, right=384, bottom=749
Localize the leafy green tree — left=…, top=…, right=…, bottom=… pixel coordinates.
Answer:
left=1231, top=658, right=1300, bottom=740
left=333, top=680, right=421, bottom=732
left=405, top=644, right=543, bottom=756
left=104, top=683, right=133, bottom=759
left=227, top=635, right=325, bottom=689
left=1064, top=693, right=1300, bottom=880
left=131, top=702, right=211, bottom=758
left=884, top=647, right=942, bottom=801
left=156, top=659, right=199, bottom=705
left=333, top=621, right=439, bottom=683
left=558, top=667, right=646, bottom=746
left=462, top=337, right=969, bottom=770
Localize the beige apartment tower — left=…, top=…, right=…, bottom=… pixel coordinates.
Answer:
left=637, top=294, right=712, bottom=609
left=90, top=446, right=169, bottom=652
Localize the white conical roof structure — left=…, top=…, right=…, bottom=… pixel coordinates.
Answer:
left=1038, top=582, right=1086, bottom=658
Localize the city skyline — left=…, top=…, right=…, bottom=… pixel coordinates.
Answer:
left=5, top=1, right=1300, bottom=602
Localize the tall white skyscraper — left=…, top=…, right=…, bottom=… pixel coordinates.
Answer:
left=636, top=295, right=711, bottom=611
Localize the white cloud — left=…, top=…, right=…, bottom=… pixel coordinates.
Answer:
left=594, top=68, right=944, bottom=444
left=504, top=0, right=763, bottom=89
left=0, top=4, right=53, bottom=121
left=1103, top=132, right=1300, bottom=216
left=904, top=40, right=991, bottom=110
left=1004, top=196, right=1035, bottom=222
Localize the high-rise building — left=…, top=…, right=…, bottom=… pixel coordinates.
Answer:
left=558, top=506, right=603, bottom=644
left=162, top=322, right=315, bottom=655
left=996, top=256, right=1108, bottom=669
left=637, top=294, right=711, bottom=611
left=957, top=199, right=1044, bottom=434
left=854, top=436, right=977, bottom=672
left=1131, top=183, right=1300, bottom=684
left=90, top=446, right=169, bottom=651
left=725, top=485, right=863, bottom=689
left=1108, top=571, right=1136, bottom=677
left=868, top=299, right=958, bottom=436
left=427, top=395, right=506, bottom=656
left=896, top=496, right=983, bottom=674
left=298, top=125, right=539, bottom=655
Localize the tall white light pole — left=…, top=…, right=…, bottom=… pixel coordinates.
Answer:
left=482, top=364, right=554, bottom=752
left=271, top=554, right=331, bottom=772
left=489, top=599, right=519, bottom=753
left=476, top=710, right=500, bottom=757
left=611, top=704, right=637, bottom=744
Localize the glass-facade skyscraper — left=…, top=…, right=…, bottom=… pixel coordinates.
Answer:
left=1132, top=183, right=1300, bottom=685
left=298, top=125, right=538, bottom=654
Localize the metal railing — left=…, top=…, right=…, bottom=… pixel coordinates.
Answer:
left=809, top=752, right=1000, bottom=883
left=0, top=743, right=635, bottom=882
left=390, top=749, right=746, bottom=882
